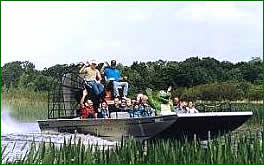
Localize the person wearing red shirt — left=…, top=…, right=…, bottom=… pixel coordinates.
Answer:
left=81, top=100, right=96, bottom=119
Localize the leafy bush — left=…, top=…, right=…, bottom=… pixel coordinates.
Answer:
left=247, top=84, right=263, bottom=101
left=172, top=82, right=262, bottom=101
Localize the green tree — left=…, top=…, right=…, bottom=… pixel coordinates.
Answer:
left=1, top=61, right=24, bottom=88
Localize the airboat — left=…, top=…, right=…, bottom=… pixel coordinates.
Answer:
left=37, top=70, right=253, bottom=141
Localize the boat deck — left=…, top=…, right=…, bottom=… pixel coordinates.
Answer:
left=38, top=112, right=253, bottom=141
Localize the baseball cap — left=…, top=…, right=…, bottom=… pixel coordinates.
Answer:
left=90, top=59, right=97, bottom=65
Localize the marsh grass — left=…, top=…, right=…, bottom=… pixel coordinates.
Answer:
left=2, top=103, right=47, bottom=121
left=1, top=88, right=48, bottom=121
left=3, top=132, right=262, bottom=164
left=231, top=103, right=263, bottom=127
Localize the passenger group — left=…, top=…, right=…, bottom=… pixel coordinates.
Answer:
left=79, top=60, right=199, bottom=119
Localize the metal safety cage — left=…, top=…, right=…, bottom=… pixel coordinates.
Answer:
left=48, top=72, right=83, bottom=119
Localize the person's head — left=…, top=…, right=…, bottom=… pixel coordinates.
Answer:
left=126, top=98, right=132, bottom=106
left=145, top=104, right=151, bottom=110
left=90, top=60, right=97, bottom=69
left=182, top=101, right=187, bottom=108
left=173, top=97, right=179, bottom=105
left=131, top=99, right=136, bottom=105
left=136, top=94, right=144, bottom=104
left=111, top=60, right=117, bottom=68
left=114, top=98, right=120, bottom=106
left=78, top=62, right=85, bottom=68
left=179, top=100, right=184, bottom=107
left=142, top=95, right=148, bottom=104
left=121, top=99, right=127, bottom=108
left=101, top=101, right=108, bottom=109
left=188, top=101, right=194, bottom=108
left=85, top=100, right=93, bottom=108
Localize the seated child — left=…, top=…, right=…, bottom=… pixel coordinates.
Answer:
left=98, top=101, right=109, bottom=118
left=133, top=104, right=141, bottom=117
left=144, top=104, right=155, bottom=117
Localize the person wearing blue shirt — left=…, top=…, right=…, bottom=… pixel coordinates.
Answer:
left=104, top=60, right=129, bottom=98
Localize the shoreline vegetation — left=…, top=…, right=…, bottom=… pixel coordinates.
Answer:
left=1, top=57, right=263, bottom=100
left=2, top=87, right=262, bottom=104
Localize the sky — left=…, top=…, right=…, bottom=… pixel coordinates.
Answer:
left=1, top=1, right=263, bottom=70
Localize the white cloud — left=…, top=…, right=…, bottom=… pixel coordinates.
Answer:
left=109, top=41, right=121, bottom=47
left=1, top=1, right=262, bottom=69
left=123, top=8, right=153, bottom=22
left=174, top=2, right=261, bottom=24
left=83, top=40, right=121, bottom=50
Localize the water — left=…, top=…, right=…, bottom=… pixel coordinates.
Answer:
left=1, top=110, right=116, bottom=162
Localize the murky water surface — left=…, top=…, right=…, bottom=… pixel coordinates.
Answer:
left=1, top=110, right=116, bottom=161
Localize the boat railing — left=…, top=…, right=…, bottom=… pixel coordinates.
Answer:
left=195, top=103, right=233, bottom=112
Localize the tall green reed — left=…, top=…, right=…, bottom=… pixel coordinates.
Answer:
left=1, top=88, right=48, bottom=121
left=231, top=103, right=263, bottom=128
left=4, top=131, right=262, bottom=164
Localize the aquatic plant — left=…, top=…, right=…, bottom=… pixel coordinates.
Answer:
left=3, top=131, right=262, bottom=164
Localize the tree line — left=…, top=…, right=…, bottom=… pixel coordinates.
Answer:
left=1, top=57, right=263, bottom=101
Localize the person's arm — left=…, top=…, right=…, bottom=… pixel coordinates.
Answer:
left=122, top=76, right=128, bottom=81
left=79, top=65, right=87, bottom=74
left=186, top=107, right=190, bottom=113
left=107, top=108, right=110, bottom=117
left=194, top=107, right=199, bottom=113
left=96, top=69, right=102, bottom=81
left=167, top=86, right=172, bottom=93
left=104, top=69, right=109, bottom=81
left=117, top=70, right=122, bottom=81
